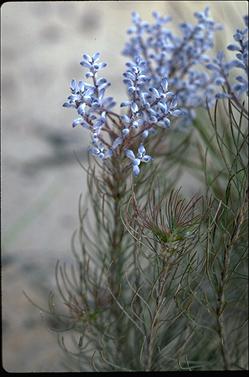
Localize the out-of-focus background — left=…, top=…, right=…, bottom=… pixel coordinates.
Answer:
left=1, top=1, right=247, bottom=372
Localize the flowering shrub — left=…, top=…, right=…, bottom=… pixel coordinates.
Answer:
left=28, top=7, right=248, bottom=371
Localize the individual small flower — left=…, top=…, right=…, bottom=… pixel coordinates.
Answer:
left=137, top=144, right=152, bottom=162
left=125, top=145, right=152, bottom=176
left=89, top=141, right=112, bottom=160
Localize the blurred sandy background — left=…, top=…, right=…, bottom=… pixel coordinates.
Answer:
left=1, top=1, right=247, bottom=372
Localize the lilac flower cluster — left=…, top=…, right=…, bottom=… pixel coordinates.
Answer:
left=111, top=56, right=183, bottom=156
left=122, top=7, right=223, bottom=122
left=63, top=52, right=116, bottom=160
left=63, top=52, right=183, bottom=176
left=63, top=8, right=248, bottom=176
left=207, top=15, right=248, bottom=99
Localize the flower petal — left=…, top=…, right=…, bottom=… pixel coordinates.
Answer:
left=125, top=149, right=135, bottom=160
left=133, top=165, right=140, bottom=176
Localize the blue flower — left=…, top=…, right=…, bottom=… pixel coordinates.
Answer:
left=125, top=145, right=152, bottom=176
left=89, top=141, right=112, bottom=160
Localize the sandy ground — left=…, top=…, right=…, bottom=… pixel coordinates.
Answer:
left=1, top=1, right=247, bottom=372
